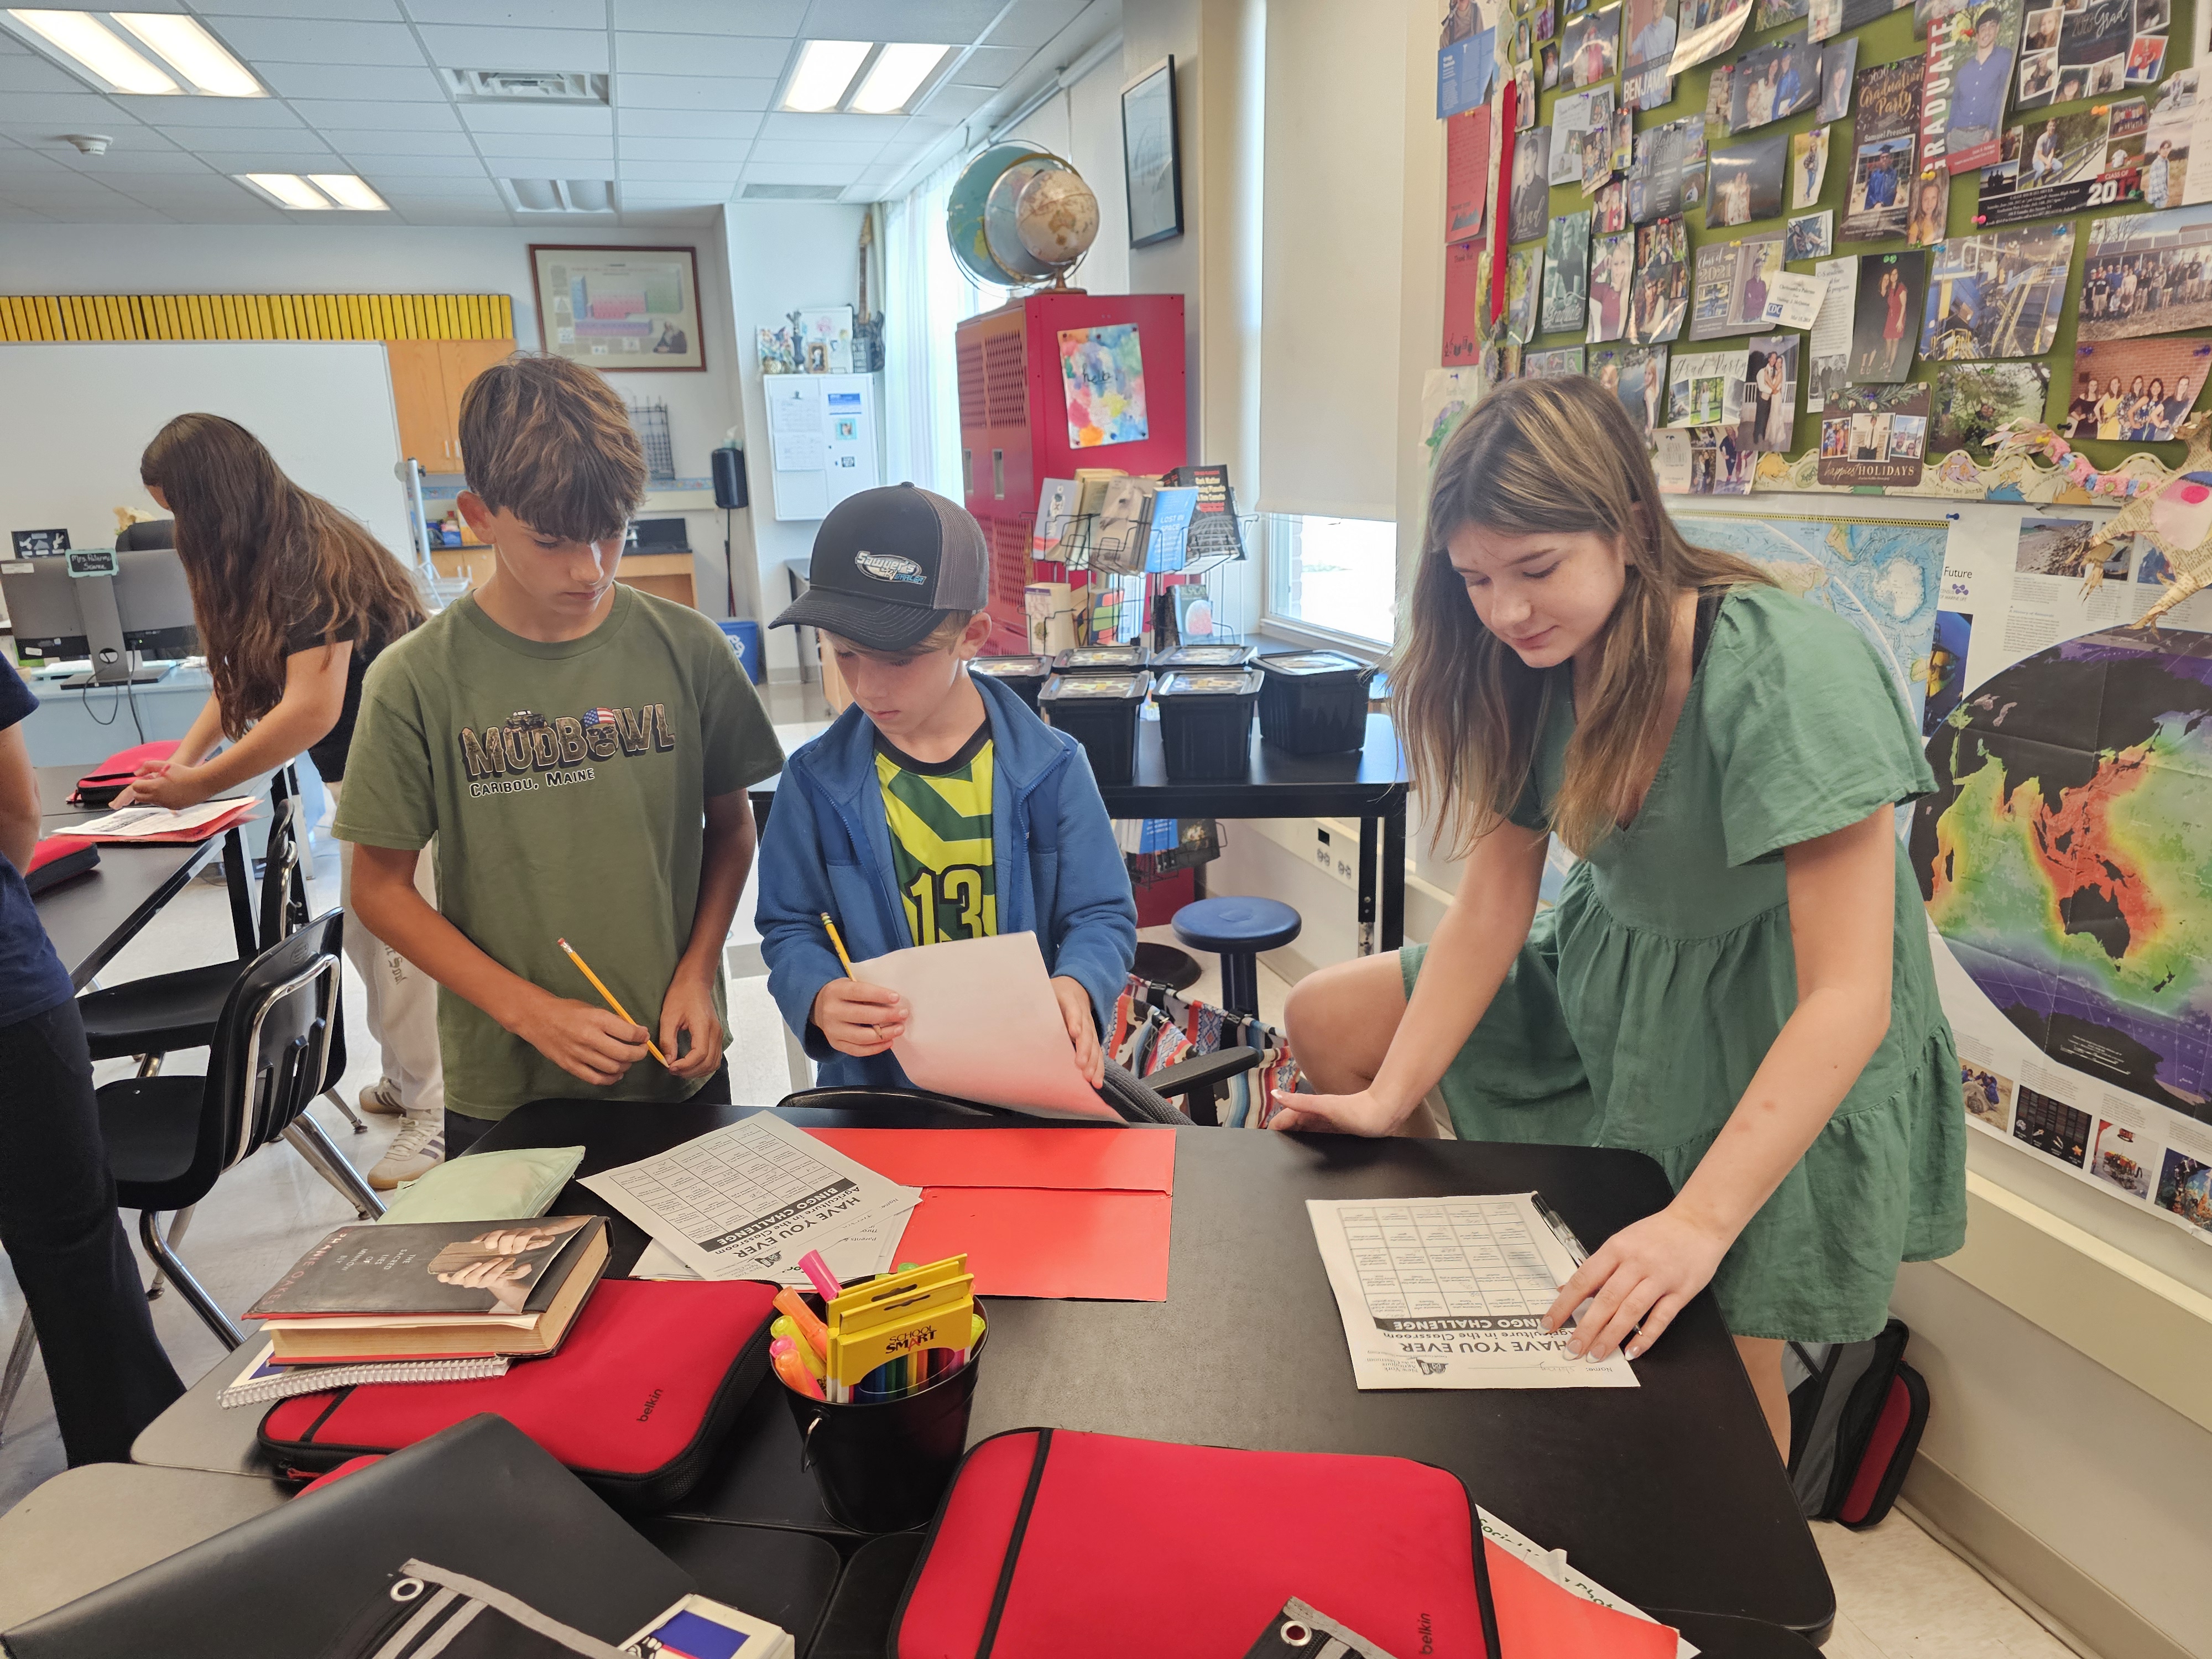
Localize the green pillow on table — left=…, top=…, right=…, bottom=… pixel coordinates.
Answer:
left=373, top=1145, right=586, bottom=1224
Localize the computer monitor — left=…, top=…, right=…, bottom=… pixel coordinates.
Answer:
left=1, top=546, right=200, bottom=686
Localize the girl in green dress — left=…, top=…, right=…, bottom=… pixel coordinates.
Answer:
left=1273, top=378, right=1965, bottom=1453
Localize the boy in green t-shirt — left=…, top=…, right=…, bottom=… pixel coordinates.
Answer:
left=338, top=354, right=784, bottom=1151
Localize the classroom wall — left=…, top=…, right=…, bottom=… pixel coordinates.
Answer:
left=721, top=201, right=867, bottom=679
left=0, top=222, right=754, bottom=621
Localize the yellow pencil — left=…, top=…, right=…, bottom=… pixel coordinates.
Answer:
left=820, top=912, right=857, bottom=977
left=555, top=937, right=671, bottom=1068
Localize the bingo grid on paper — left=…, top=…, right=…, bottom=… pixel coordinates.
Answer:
left=1341, top=1198, right=1559, bottom=1321
left=603, top=1125, right=854, bottom=1253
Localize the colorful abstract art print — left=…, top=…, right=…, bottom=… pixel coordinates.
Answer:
left=1058, top=324, right=1151, bottom=448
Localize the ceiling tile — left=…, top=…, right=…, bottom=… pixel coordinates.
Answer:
left=739, top=159, right=862, bottom=185
left=614, top=107, right=761, bottom=137
left=983, top=0, right=1095, bottom=50
left=758, top=109, right=901, bottom=140
left=459, top=102, right=612, bottom=134
left=615, top=203, right=718, bottom=226
left=199, top=0, right=406, bottom=17
left=742, top=137, right=882, bottom=164
left=615, top=134, right=750, bottom=160
left=332, top=129, right=478, bottom=154
left=613, top=72, right=775, bottom=111
left=0, top=51, right=88, bottom=94
left=914, top=81, right=990, bottom=122
left=151, top=123, right=326, bottom=148
left=197, top=17, right=429, bottom=64
left=287, top=97, right=465, bottom=129
left=0, top=148, right=72, bottom=175
left=612, top=0, right=806, bottom=34
left=414, top=25, right=611, bottom=72
left=798, top=0, right=1001, bottom=43
left=406, top=0, right=609, bottom=23
left=25, top=128, right=182, bottom=160
left=611, top=32, right=789, bottom=76
left=133, top=199, right=293, bottom=222
left=0, top=204, right=58, bottom=220
left=351, top=153, right=493, bottom=176
left=31, top=198, right=176, bottom=221
left=52, top=149, right=213, bottom=173
left=0, top=92, right=139, bottom=126
left=135, top=98, right=307, bottom=128
left=194, top=148, right=348, bottom=170
left=473, top=134, right=614, bottom=160
left=374, top=175, right=506, bottom=196
left=258, top=63, right=450, bottom=101
left=944, top=44, right=1029, bottom=87
left=616, top=159, right=740, bottom=180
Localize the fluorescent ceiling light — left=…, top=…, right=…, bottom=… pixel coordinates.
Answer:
left=240, top=173, right=332, bottom=210
left=7, top=9, right=176, bottom=93
left=308, top=173, right=387, bottom=210
left=113, top=13, right=262, bottom=96
left=848, top=42, right=948, bottom=113
left=782, top=38, right=869, bottom=111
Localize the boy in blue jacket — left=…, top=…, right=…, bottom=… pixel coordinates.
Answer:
left=759, top=483, right=1137, bottom=1089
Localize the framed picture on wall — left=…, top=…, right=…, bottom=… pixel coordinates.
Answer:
left=1122, top=56, right=1185, bottom=247
left=528, top=244, right=705, bottom=372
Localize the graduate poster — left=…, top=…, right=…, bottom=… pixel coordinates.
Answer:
left=1841, top=60, right=1924, bottom=238
left=1921, top=0, right=2025, bottom=174
left=1974, top=107, right=2142, bottom=227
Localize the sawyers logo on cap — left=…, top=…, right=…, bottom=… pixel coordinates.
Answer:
left=854, top=550, right=926, bottom=585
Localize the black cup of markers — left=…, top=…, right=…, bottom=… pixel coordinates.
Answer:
left=778, top=1283, right=989, bottom=1533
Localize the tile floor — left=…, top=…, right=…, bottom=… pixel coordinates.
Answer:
left=0, top=690, right=2091, bottom=1655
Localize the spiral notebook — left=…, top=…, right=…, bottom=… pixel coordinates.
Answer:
left=218, top=1341, right=510, bottom=1409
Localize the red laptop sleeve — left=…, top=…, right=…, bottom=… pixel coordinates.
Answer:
left=893, top=1428, right=1504, bottom=1658
left=257, top=1278, right=777, bottom=1509
left=71, top=740, right=180, bottom=807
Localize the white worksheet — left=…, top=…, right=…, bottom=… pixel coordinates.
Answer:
left=53, top=796, right=254, bottom=838
left=1308, top=1194, right=1637, bottom=1390
left=855, top=932, right=1119, bottom=1121
left=582, top=1113, right=916, bottom=1285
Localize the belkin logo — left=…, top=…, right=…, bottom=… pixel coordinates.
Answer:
left=637, top=1387, right=663, bottom=1423
left=855, top=550, right=926, bottom=585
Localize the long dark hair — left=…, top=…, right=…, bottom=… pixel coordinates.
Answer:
left=140, top=414, right=424, bottom=735
left=1397, top=377, right=1772, bottom=857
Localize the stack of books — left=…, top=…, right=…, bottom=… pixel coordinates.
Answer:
left=222, top=1216, right=609, bottom=1408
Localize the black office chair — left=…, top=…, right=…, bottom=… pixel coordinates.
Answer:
left=115, top=517, right=176, bottom=550
left=77, top=769, right=371, bottom=1140
left=98, top=909, right=379, bottom=1348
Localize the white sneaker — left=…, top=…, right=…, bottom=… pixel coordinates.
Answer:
left=359, top=1079, right=405, bottom=1117
left=369, top=1114, right=445, bottom=1191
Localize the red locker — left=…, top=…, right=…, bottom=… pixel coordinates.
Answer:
left=954, top=291, right=1187, bottom=650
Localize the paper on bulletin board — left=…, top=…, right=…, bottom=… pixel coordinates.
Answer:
left=765, top=372, right=878, bottom=521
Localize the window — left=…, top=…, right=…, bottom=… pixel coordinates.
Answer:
left=1264, top=514, right=1397, bottom=647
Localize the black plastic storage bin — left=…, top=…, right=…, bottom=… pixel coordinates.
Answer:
left=1152, top=642, right=1256, bottom=672
left=1154, top=669, right=1262, bottom=780
left=1256, top=651, right=1377, bottom=755
left=1039, top=671, right=1152, bottom=785
left=969, top=654, right=1050, bottom=712
left=1053, top=643, right=1150, bottom=675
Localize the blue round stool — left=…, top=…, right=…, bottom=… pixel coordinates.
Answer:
left=1171, top=896, right=1301, bottom=1019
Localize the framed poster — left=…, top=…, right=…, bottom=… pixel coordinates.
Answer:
left=1122, top=56, right=1185, bottom=247
left=528, top=244, right=705, bottom=372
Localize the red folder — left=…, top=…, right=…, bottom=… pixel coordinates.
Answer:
left=805, top=1128, right=1175, bottom=1302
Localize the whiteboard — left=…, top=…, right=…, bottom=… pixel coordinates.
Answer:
left=0, top=342, right=409, bottom=580
left=764, top=371, right=880, bottom=521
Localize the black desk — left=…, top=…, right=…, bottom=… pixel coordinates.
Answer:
left=751, top=712, right=1412, bottom=953
left=31, top=763, right=257, bottom=988
left=131, top=1100, right=1834, bottom=1639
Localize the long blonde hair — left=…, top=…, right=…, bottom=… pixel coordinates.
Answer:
left=1396, top=377, right=1772, bottom=857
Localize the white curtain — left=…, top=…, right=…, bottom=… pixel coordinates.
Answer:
left=883, top=153, right=1009, bottom=500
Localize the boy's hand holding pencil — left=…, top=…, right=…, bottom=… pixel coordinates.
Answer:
left=811, top=911, right=909, bottom=1058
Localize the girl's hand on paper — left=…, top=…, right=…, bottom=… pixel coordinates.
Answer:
left=113, top=760, right=210, bottom=810
left=1266, top=1088, right=1413, bottom=1136
left=658, top=966, right=723, bottom=1079
left=509, top=990, right=651, bottom=1086
left=1050, top=977, right=1104, bottom=1088
left=1541, top=1201, right=1732, bottom=1362
left=811, top=979, right=907, bottom=1057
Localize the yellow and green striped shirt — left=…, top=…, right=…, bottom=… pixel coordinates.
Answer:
left=874, top=724, right=997, bottom=945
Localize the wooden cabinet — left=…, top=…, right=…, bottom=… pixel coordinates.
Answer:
left=385, top=337, right=515, bottom=473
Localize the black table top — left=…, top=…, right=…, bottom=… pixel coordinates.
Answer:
left=32, top=764, right=228, bottom=988
left=750, top=713, right=1410, bottom=822
left=133, top=1099, right=1833, bottom=1640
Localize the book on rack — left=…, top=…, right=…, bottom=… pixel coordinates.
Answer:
left=1145, top=486, right=1199, bottom=573
left=1032, top=477, right=1078, bottom=558
left=218, top=1340, right=512, bottom=1409
left=1167, top=464, right=1245, bottom=559
left=245, top=1215, right=609, bottom=1363
left=1091, top=477, right=1155, bottom=575
left=1072, top=469, right=1124, bottom=521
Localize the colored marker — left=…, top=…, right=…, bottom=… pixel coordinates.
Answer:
left=772, top=1347, right=822, bottom=1400
left=798, top=1250, right=842, bottom=1301
left=773, top=1287, right=829, bottom=1361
